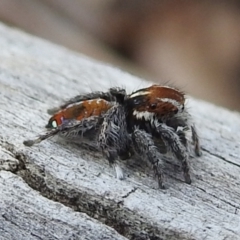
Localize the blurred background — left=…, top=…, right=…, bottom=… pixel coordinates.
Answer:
left=1, top=0, right=240, bottom=111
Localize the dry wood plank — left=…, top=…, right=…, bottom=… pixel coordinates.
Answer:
left=0, top=22, right=240, bottom=240
left=0, top=171, right=127, bottom=240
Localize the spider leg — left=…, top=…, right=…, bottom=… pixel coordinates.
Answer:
left=48, top=88, right=126, bottom=115
left=56, top=117, right=101, bottom=143
left=191, top=125, right=201, bottom=156
left=132, top=128, right=165, bottom=189
left=176, top=126, right=188, bottom=148
left=98, top=104, right=130, bottom=180
left=23, top=128, right=60, bottom=147
left=155, top=123, right=191, bottom=184
left=23, top=116, right=101, bottom=147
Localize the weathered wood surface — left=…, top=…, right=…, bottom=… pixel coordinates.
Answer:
left=0, top=22, right=240, bottom=240
left=0, top=171, right=127, bottom=240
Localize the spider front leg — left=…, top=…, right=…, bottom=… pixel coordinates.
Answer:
left=23, top=116, right=101, bottom=147
left=132, top=128, right=165, bottom=189
left=48, top=88, right=126, bottom=115
left=98, top=104, right=130, bottom=180
left=155, top=123, right=191, bottom=184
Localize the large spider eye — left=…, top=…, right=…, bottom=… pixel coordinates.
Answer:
left=46, top=119, right=58, bottom=129
left=51, top=120, right=58, bottom=128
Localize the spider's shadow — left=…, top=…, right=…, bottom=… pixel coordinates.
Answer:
left=125, top=153, right=186, bottom=185
left=51, top=138, right=191, bottom=188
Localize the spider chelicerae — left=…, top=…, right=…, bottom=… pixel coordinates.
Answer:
left=23, top=84, right=201, bottom=189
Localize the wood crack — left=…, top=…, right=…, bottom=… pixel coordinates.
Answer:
left=202, top=147, right=240, bottom=168
left=0, top=142, right=166, bottom=240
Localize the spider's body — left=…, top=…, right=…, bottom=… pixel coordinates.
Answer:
left=118, top=85, right=201, bottom=188
left=24, top=91, right=131, bottom=180
left=125, top=85, right=186, bottom=131
left=44, top=99, right=113, bottom=149
left=46, top=99, right=113, bottom=128
left=23, top=85, right=201, bottom=188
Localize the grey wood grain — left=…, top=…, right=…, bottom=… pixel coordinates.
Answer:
left=0, top=171, right=128, bottom=240
left=0, top=22, right=240, bottom=240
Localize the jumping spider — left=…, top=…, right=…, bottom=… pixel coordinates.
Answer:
left=23, top=85, right=201, bottom=188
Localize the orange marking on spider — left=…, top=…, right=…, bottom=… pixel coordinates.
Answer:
left=46, top=99, right=113, bottom=128
left=129, top=85, right=185, bottom=117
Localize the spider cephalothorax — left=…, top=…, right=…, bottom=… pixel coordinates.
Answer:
left=23, top=85, right=201, bottom=189
left=23, top=89, right=131, bottom=180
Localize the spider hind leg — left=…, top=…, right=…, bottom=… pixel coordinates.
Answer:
left=155, top=123, right=191, bottom=184
left=191, top=125, right=201, bottom=156
left=132, top=128, right=165, bottom=189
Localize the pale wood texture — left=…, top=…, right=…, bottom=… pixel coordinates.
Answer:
left=0, top=23, right=240, bottom=240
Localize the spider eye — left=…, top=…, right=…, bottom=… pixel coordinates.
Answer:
left=51, top=120, right=58, bottom=128
left=46, top=119, right=58, bottom=129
